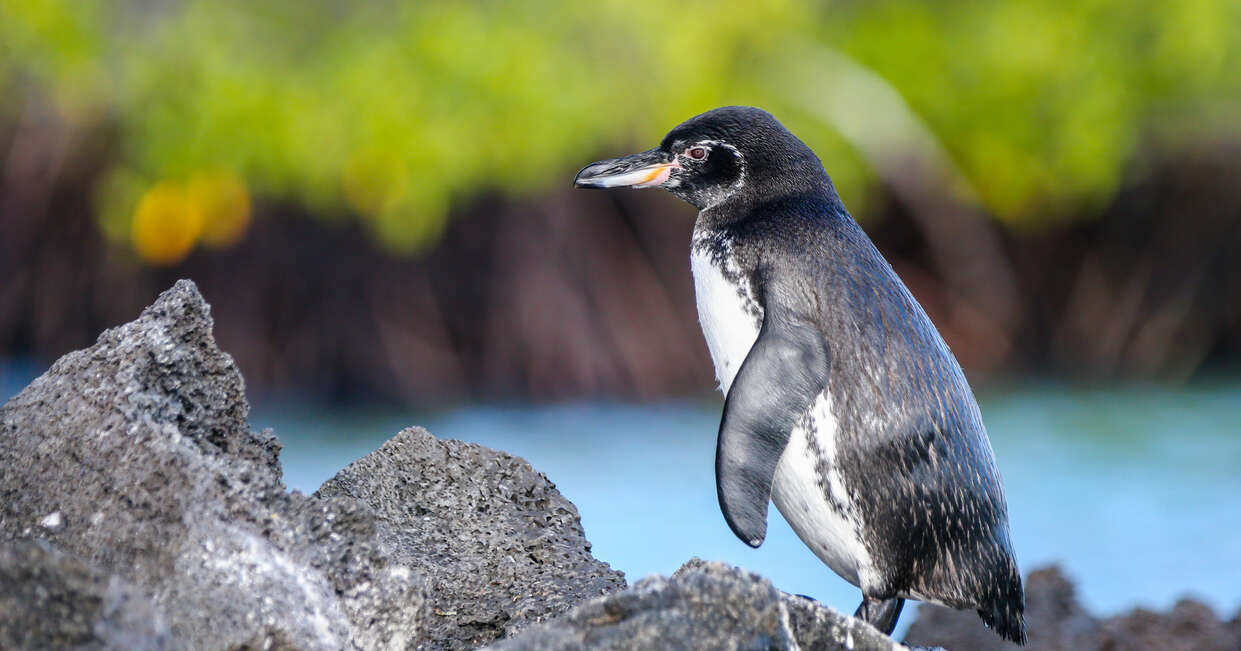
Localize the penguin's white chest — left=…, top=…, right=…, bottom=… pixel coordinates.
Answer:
left=689, top=248, right=760, bottom=393
left=690, top=243, right=875, bottom=591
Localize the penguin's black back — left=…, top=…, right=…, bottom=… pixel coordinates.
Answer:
left=708, top=188, right=1026, bottom=644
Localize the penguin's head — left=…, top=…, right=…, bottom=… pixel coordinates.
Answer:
left=574, top=106, right=828, bottom=210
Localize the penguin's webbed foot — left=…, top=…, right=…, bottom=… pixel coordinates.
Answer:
left=854, top=595, right=905, bottom=636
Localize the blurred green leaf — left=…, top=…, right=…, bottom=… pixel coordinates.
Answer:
left=2, top=0, right=1239, bottom=257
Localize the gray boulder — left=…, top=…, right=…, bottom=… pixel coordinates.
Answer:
left=489, top=559, right=904, bottom=651
left=0, top=280, right=424, bottom=650
left=317, top=426, right=627, bottom=649
left=904, top=565, right=1241, bottom=650
left=1099, top=600, right=1241, bottom=651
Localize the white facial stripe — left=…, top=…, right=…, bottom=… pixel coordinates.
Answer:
left=691, top=140, right=746, bottom=189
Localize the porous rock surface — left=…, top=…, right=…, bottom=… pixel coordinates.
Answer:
left=490, top=559, right=905, bottom=651
left=904, top=565, right=1241, bottom=651
left=0, top=280, right=424, bottom=650
left=317, top=426, right=627, bottom=649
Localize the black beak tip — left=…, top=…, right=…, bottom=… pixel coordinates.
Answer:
left=573, top=162, right=607, bottom=189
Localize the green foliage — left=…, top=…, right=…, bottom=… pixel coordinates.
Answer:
left=2, top=0, right=1239, bottom=258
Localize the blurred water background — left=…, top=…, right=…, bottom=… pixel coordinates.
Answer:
left=3, top=0, right=1241, bottom=631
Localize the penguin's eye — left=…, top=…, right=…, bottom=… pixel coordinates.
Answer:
left=686, top=146, right=708, bottom=160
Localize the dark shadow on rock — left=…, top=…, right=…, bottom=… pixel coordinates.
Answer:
left=317, top=426, right=627, bottom=650
left=0, top=538, right=169, bottom=650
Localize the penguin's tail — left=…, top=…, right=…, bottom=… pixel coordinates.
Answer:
left=976, top=569, right=1027, bottom=645
left=978, top=603, right=1026, bottom=645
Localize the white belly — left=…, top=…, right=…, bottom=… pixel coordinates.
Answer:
left=690, top=248, right=760, bottom=393
left=691, top=241, right=875, bottom=590
left=770, top=392, right=874, bottom=589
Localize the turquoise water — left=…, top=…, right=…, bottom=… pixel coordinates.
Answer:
left=256, top=381, right=1241, bottom=626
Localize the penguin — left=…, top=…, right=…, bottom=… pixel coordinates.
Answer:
left=574, top=106, right=1026, bottom=644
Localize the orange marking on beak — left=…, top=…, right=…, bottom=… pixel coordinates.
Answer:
left=635, top=164, right=674, bottom=188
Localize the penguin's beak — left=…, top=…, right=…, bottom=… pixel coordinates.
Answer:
left=574, top=148, right=677, bottom=189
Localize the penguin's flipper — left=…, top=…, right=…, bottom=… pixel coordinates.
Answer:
left=716, top=307, right=829, bottom=547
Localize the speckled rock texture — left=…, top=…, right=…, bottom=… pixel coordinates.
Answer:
left=904, top=565, right=1241, bottom=650
left=0, top=538, right=169, bottom=650
left=0, top=280, right=425, bottom=650
left=317, top=426, right=627, bottom=649
left=489, top=559, right=904, bottom=651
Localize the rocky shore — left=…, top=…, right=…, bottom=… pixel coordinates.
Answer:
left=2, top=281, right=1237, bottom=649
